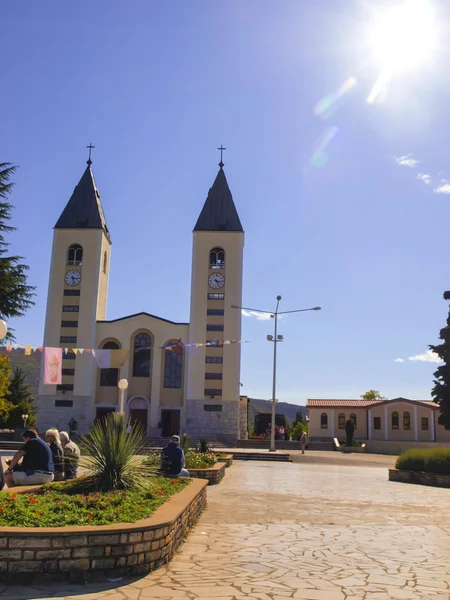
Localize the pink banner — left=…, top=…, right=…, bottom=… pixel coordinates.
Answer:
left=44, top=347, right=62, bottom=385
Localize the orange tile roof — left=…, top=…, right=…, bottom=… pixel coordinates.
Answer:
left=307, top=399, right=381, bottom=408
left=307, top=398, right=437, bottom=409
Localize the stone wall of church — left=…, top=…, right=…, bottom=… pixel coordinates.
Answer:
left=239, top=397, right=248, bottom=440
left=37, top=395, right=91, bottom=435
left=185, top=399, right=239, bottom=445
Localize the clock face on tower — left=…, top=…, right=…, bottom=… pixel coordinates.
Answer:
left=208, top=273, right=225, bottom=289
left=65, top=269, right=81, bottom=287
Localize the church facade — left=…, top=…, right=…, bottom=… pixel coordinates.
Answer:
left=37, top=158, right=246, bottom=443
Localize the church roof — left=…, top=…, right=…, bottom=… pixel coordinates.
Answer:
left=55, top=164, right=110, bottom=240
left=194, top=167, right=243, bottom=232
left=97, top=312, right=189, bottom=326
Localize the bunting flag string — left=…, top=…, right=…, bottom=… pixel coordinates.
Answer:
left=0, top=338, right=249, bottom=387
left=0, top=338, right=249, bottom=356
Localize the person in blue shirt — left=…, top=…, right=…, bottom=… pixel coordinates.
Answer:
left=4, top=429, right=54, bottom=487
left=160, top=435, right=189, bottom=478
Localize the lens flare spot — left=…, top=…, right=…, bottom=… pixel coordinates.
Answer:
left=314, top=77, right=357, bottom=119
left=310, top=127, right=339, bottom=168
left=367, top=69, right=392, bottom=104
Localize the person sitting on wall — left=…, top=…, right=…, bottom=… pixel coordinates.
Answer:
left=45, top=429, right=65, bottom=482
left=160, top=435, right=189, bottom=478
left=59, top=431, right=80, bottom=480
left=4, top=429, right=55, bottom=487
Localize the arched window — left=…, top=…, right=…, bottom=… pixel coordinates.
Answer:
left=350, top=413, right=357, bottom=428
left=103, top=251, right=107, bottom=274
left=403, top=411, right=411, bottom=430
left=67, top=244, right=83, bottom=266
left=209, top=247, right=225, bottom=269
left=338, top=413, right=345, bottom=429
left=133, top=332, right=151, bottom=377
left=163, top=344, right=183, bottom=389
left=320, top=412, right=328, bottom=429
left=99, top=341, right=120, bottom=387
left=392, top=411, right=399, bottom=430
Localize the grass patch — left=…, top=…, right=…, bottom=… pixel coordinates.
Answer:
left=396, top=448, right=450, bottom=474
left=0, top=476, right=189, bottom=527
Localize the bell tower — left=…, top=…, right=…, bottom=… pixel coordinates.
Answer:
left=185, top=154, right=244, bottom=444
left=38, top=154, right=111, bottom=432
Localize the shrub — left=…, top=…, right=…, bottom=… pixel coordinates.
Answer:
left=396, top=448, right=450, bottom=474
left=75, top=413, right=152, bottom=493
left=290, top=422, right=307, bottom=440
left=185, top=451, right=217, bottom=469
left=196, top=438, right=211, bottom=453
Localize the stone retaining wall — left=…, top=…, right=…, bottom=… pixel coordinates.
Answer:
left=0, top=479, right=207, bottom=583
left=188, top=461, right=226, bottom=485
left=389, top=469, right=450, bottom=488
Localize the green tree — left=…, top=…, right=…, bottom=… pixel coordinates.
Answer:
left=5, top=366, right=37, bottom=428
left=294, top=411, right=303, bottom=425
left=290, top=421, right=307, bottom=440
left=361, top=390, right=386, bottom=401
left=0, top=355, right=12, bottom=425
left=0, top=163, right=35, bottom=340
left=345, top=418, right=355, bottom=447
left=430, top=291, right=450, bottom=429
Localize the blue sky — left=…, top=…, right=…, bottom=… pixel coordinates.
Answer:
left=2, top=1, right=450, bottom=404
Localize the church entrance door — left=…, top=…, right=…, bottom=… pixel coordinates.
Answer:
left=128, top=397, right=148, bottom=435
left=129, top=409, right=147, bottom=433
left=161, top=409, right=180, bottom=437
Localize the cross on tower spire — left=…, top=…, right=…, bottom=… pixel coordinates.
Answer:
left=86, top=143, right=95, bottom=166
left=218, top=145, right=226, bottom=168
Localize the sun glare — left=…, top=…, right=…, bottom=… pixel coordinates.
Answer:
left=369, top=0, right=436, bottom=72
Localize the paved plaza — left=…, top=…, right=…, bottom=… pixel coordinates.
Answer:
left=1, top=453, right=450, bottom=599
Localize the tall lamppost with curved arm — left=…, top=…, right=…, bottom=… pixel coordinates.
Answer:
left=232, top=298, right=321, bottom=452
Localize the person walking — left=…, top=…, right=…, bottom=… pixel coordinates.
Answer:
left=59, top=431, right=80, bottom=480
left=300, top=432, right=307, bottom=455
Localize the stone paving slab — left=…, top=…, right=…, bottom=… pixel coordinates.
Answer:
left=0, top=457, right=449, bottom=599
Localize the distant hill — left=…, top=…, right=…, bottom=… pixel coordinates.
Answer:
left=247, top=397, right=306, bottom=431
left=0, top=349, right=41, bottom=397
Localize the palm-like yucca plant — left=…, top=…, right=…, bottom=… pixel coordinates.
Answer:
left=75, top=413, right=152, bottom=493
left=196, top=437, right=211, bottom=453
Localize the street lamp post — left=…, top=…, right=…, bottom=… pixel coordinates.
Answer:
left=117, top=379, right=128, bottom=415
left=232, top=298, right=321, bottom=452
left=22, top=414, right=28, bottom=429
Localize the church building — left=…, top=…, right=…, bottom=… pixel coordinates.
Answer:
left=37, top=154, right=246, bottom=444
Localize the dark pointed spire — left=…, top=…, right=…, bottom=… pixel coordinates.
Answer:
left=194, top=167, right=243, bottom=232
left=55, top=164, right=110, bottom=240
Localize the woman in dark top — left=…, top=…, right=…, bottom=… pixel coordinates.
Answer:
left=45, top=428, right=65, bottom=482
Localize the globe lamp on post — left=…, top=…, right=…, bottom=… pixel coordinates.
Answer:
left=118, top=379, right=128, bottom=415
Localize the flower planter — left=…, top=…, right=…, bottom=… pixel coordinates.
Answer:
left=389, top=469, right=450, bottom=488
left=0, top=479, right=207, bottom=583
left=188, top=461, right=226, bottom=485
left=216, top=454, right=233, bottom=468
